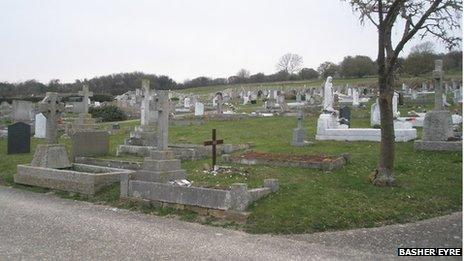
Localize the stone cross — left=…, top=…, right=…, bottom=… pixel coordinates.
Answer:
left=204, top=129, right=223, bottom=167
left=154, top=90, right=170, bottom=151
left=37, top=92, right=65, bottom=144
left=78, top=85, right=93, bottom=114
left=140, top=79, right=154, bottom=126
left=433, top=59, right=444, bottom=110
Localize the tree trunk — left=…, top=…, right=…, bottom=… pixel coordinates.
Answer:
left=373, top=73, right=396, bottom=186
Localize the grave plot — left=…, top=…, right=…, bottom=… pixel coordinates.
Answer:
left=14, top=92, right=133, bottom=195
left=225, top=151, right=349, bottom=171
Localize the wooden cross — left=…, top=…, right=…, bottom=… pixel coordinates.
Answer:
left=204, top=129, right=223, bottom=168
left=38, top=92, right=65, bottom=144
left=78, top=85, right=93, bottom=114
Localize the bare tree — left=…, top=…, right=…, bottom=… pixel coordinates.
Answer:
left=236, top=68, right=250, bottom=79
left=276, top=53, right=303, bottom=74
left=410, top=41, right=436, bottom=54
left=345, top=0, right=462, bottom=186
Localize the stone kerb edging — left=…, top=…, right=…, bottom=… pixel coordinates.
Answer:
left=120, top=174, right=279, bottom=212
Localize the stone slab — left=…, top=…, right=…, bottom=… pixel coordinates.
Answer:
left=413, top=140, right=462, bottom=151
left=316, top=128, right=417, bottom=142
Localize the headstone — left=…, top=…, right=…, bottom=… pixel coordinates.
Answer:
left=392, top=92, right=400, bottom=118
left=7, top=122, right=30, bottom=154
left=194, top=102, right=204, bottom=116
left=11, top=100, right=34, bottom=122
left=352, top=88, right=359, bottom=107
left=370, top=98, right=380, bottom=127
left=422, top=60, right=452, bottom=142
left=184, top=97, right=191, bottom=108
left=292, top=110, right=308, bottom=146
left=31, top=92, right=71, bottom=169
left=70, top=130, right=109, bottom=161
left=340, top=106, right=351, bottom=127
left=34, top=113, right=46, bottom=138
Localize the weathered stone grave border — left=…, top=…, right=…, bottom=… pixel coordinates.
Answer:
left=223, top=152, right=350, bottom=171
left=121, top=174, right=278, bottom=215
left=15, top=163, right=134, bottom=195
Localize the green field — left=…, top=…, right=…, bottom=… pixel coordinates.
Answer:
left=0, top=99, right=461, bottom=234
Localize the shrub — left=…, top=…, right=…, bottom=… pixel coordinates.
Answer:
left=89, top=105, right=127, bottom=122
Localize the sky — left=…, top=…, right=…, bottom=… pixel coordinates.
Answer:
left=0, top=0, right=460, bottom=84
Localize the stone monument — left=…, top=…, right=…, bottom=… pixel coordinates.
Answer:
left=414, top=60, right=460, bottom=151
left=133, top=90, right=187, bottom=182
left=31, top=92, right=71, bottom=169
left=124, top=80, right=157, bottom=146
left=292, top=109, right=309, bottom=146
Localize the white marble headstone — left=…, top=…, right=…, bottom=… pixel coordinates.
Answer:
left=194, top=102, right=204, bottom=116
left=34, top=113, right=46, bottom=138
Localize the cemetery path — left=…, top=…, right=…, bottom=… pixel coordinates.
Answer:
left=0, top=187, right=459, bottom=260
left=288, top=212, right=462, bottom=256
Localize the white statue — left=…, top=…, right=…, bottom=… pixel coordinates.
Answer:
left=323, top=76, right=334, bottom=111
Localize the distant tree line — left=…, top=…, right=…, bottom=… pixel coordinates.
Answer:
left=0, top=45, right=460, bottom=98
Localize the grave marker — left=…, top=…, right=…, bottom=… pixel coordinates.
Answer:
left=7, top=122, right=30, bottom=154
left=204, top=129, right=223, bottom=167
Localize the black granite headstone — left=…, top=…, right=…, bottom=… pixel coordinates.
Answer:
left=398, top=93, right=404, bottom=105
left=339, top=106, right=351, bottom=127
left=7, top=122, right=31, bottom=154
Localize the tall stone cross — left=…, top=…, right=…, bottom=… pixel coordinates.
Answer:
left=433, top=59, right=444, bottom=110
left=204, top=129, right=223, bottom=168
left=155, top=90, right=170, bottom=151
left=38, top=92, right=65, bottom=144
left=140, top=79, right=155, bottom=126
left=78, top=85, right=93, bottom=114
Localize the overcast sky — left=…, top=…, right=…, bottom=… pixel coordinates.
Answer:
left=0, top=0, right=459, bottom=84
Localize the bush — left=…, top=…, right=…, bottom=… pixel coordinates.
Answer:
left=93, top=94, right=114, bottom=102
left=89, top=105, right=127, bottom=122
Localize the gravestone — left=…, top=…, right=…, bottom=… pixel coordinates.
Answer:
left=370, top=99, right=380, bottom=127
left=7, top=122, right=30, bottom=154
left=34, top=113, right=46, bottom=138
left=31, top=92, right=71, bottom=169
left=415, top=59, right=459, bottom=151
left=132, top=90, right=187, bottom=183
left=292, top=110, right=308, bottom=146
left=71, top=130, right=109, bottom=161
left=204, top=129, right=224, bottom=167
left=340, top=106, right=351, bottom=127
left=78, top=85, right=93, bottom=115
left=11, top=100, right=34, bottom=122
left=194, top=102, right=204, bottom=116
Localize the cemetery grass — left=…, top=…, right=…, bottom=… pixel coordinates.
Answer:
left=0, top=114, right=461, bottom=234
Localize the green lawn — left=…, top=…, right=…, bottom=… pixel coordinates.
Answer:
left=0, top=104, right=461, bottom=234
